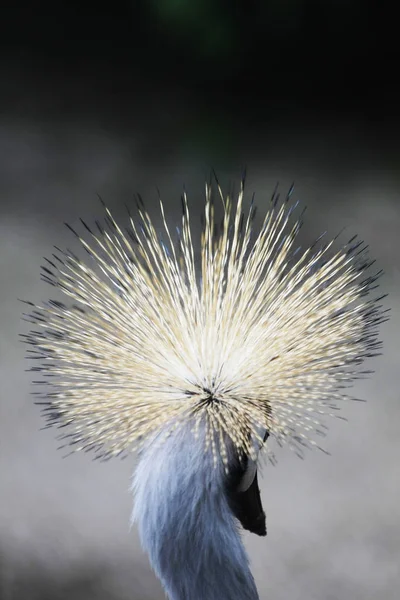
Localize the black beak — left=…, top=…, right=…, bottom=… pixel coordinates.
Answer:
left=232, top=469, right=266, bottom=536
left=226, top=430, right=269, bottom=537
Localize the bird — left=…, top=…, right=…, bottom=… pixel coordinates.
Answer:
left=22, top=175, right=386, bottom=600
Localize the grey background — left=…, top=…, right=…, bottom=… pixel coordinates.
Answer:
left=1, top=3, right=399, bottom=599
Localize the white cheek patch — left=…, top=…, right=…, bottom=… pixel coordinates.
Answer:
left=237, top=426, right=268, bottom=492
left=237, top=458, right=257, bottom=492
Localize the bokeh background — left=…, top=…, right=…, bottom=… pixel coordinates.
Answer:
left=0, top=2, right=399, bottom=599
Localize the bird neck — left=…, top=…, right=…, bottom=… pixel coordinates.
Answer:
left=131, top=424, right=260, bottom=600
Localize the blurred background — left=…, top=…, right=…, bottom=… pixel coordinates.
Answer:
left=0, top=1, right=399, bottom=599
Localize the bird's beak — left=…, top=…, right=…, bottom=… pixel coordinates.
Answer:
left=230, top=429, right=269, bottom=537
left=235, top=470, right=267, bottom=536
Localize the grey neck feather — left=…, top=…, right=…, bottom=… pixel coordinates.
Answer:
left=131, top=423, right=260, bottom=600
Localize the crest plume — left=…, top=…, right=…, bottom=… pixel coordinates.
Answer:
left=22, top=177, right=386, bottom=465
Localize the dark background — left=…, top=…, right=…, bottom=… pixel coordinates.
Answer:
left=1, top=2, right=399, bottom=599
left=1, top=0, right=399, bottom=169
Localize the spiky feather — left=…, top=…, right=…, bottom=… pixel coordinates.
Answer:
left=22, top=178, right=386, bottom=466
